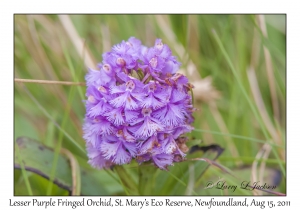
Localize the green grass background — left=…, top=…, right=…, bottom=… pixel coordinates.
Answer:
left=14, top=14, right=286, bottom=195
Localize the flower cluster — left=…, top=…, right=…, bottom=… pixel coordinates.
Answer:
left=83, top=37, right=194, bottom=170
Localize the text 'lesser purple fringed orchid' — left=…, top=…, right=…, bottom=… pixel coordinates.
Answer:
left=83, top=37, right=194, bottom=170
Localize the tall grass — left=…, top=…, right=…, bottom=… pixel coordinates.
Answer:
left=14, top=14, right=286, bottom=195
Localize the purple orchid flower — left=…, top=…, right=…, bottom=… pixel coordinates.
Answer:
left=83, top=37, right=194, bottom=170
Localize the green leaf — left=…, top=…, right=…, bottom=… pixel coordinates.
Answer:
left=14, top=137, right=108, bottom=195
left=169, top=15, right=189, bottom=47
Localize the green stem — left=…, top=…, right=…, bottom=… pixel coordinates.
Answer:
left=114, top=165, right=139, bottom=195
left=138, top=165, right=157, bottom=195
left=47, top=85, right=76, bottom=195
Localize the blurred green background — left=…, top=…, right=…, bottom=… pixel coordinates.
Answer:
left=14, top=14, right=286, bottom=195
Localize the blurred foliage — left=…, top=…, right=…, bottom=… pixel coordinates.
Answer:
left=14, top=14, right=286, bottom=195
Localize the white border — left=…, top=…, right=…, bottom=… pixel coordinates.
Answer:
left=2, top=0, right=299, bottom=209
